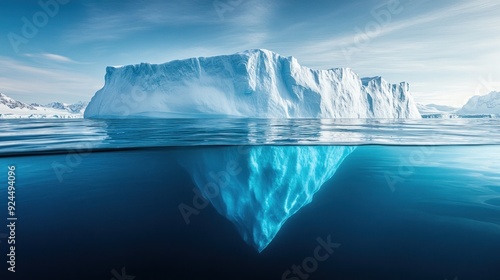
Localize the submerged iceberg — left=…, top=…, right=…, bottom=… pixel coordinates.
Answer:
left=84, top=49, right=420, bottom=118
left=179, top=145, right=355, bottom=252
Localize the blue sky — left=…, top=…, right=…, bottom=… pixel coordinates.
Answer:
left=1, top=0, right=499, bottom=106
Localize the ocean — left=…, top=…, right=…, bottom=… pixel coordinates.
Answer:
left=0, top=119, right=499, bottom=280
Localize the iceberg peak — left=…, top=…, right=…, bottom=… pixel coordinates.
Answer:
left=361, top=76, right=383, bottom=86
left=237, top=48, right=276, bottom=56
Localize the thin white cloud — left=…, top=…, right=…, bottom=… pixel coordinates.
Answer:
left=41, top=53, right=75, bottom=63
left=66, top=0, right=274, bottom=44
left=286, top=0, right=500, bottom=66
left=65, top=1, right=214, bottom=44
left=262, top=0, right=500, bottom=106
left=25, top=53, right=77, bottom=63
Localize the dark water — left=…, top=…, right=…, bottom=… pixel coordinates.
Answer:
left=0, top=119, right=499, bottom=279
left=0, top=144, right=499, bottom=280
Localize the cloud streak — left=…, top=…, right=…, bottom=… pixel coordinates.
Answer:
left=25, top=53, right=78, bottom=63
left=262, top=0, right=500, bottom=106
left=66, top=0, right=275, bottom=45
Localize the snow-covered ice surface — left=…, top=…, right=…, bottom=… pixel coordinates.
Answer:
left=85, top=49, right=421, bottom=119
left=417, top=103, right=458, bottom=115
left=457, top=91, right=500, bottom=115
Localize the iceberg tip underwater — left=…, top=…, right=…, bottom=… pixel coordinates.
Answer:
left=178, top=145, right=356, bottom=252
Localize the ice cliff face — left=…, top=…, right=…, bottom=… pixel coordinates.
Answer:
left=179, top=145, right=355, bottom=252
left=457, top=91, right=500, bottom=115
left=84, top=49, right=421, bottom=118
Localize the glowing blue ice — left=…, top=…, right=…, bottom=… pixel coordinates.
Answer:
left=180, top=146, right=355, bottom=252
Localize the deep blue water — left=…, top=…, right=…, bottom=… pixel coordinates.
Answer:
left=0, top=119, right=499, bottom=279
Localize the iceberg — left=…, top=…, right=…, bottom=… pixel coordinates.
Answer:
left=457, top=91, right=500, bottom=115
left=84, top=49, right=420, bottom=118
left=84, top=49, right=421, bottom=251
left=179, top=145, right=355, bottom=252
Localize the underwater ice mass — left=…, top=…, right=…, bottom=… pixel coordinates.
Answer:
left=85, top=50, right=420, bottom=251
left=180, top=146, right=356, bottom=252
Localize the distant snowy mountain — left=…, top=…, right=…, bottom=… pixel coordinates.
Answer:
left=417, top=93, right=500, bottom=119
left=45, top=101, right=88, bottom=114
left=45, top=102, right=68, bottom=111
left=417, top=103, right=461, bottom=118
left=417, top=103, right=458, bottom=115
left=0, top=93, right=87, bottom=119
left=85, top=49, right=421, bottom=118
left=1, top=93, right=37, bottom=110
left=457, top=91, right=500, bottom=115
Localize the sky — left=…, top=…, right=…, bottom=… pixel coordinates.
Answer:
left=0, top=0, right=499, bottom=106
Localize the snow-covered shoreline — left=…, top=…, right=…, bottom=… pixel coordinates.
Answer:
left=0, top=93, right=86, bottom=119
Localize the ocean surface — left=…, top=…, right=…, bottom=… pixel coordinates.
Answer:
left=0, top=119, right=499, bottom=280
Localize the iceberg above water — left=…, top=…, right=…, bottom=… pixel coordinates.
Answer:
left=84, top=49, right=420, bottom=118
left=457, top=91, right=500, bottom=115
left=179, top=145, right=355, bottom=252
